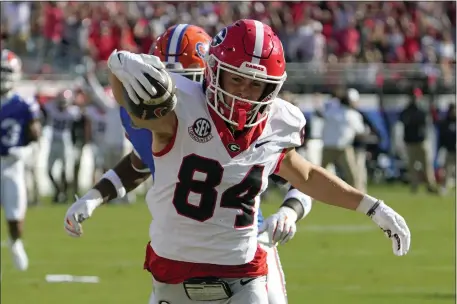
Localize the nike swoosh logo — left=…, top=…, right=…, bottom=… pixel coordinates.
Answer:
left=255, top=141, right=270, bottom=148
left=240, top=278, right=256, bottom=286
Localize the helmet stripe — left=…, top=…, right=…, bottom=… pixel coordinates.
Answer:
left=166, top=24, right=189, bottom=64
left=165, top=26, right=177, bottom=63
left=251, top=20, right=264, bottom=64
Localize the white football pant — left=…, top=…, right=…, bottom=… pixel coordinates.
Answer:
left=263, top=245, right=288, bottom=304
left=1, top=155, right=27, bottom=221
left=149, top=276, right=268, bottom=304
left=147, top=245, right=287, bottom=304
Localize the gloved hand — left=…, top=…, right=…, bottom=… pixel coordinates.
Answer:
left=63, top=189, right=103, bottom=237
left=107, top=50, right=166, bottom=105
left=358, top=197, right=411, bottom=256
left=369, top=202, right=411, bottom=256
left=258, top=207, right=297, bottom=247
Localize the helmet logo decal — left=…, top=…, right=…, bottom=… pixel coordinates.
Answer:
left=195, top=41, right=209, bottom=59
left=211, top=28, right=227, bottom=47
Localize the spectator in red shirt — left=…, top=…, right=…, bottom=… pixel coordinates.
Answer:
left=42, top=2, right=63, bottom=45
left=403, top=24, right=420, bottom=62
left=88, top=21, right=119, bottom=62
left=336, top=18, right=360, bottom=55
left=37, top=2, right=63, bottom=69
left=132, top=19, right=154, bottom=54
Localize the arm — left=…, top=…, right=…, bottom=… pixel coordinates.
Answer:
left=64, top=150, right=151, bottom=237
left=277, top=148, right=363, bottom=210
left=258, top=181, right=313, bottom=246
left=108, top=70, right=176, bottom=136
left=26, top=98, right=43, bottom=142
left=92, top=150, right=151, bottom=203
left=27, top=119, right=42, bottom=142
left=84, top=115, right=92, bottom=143
left=281, top=185, right=312, bottom=221
left=86, top=69, right=112, bottom=111
left=276, top=149, right=411, bottom=256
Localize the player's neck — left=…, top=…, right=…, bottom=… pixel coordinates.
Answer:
left=227, top=123, right=246, bottom=139
left=0, top=91, right=14, bottom=105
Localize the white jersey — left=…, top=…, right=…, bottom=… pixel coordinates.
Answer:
left=146, top=75, right=306, bottom=265
left=44, top=102, right=80, bottom=143
left=85, top=105, right=106, bottom=144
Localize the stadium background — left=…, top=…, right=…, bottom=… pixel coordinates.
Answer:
left=1, top=2, right=456, bottom=304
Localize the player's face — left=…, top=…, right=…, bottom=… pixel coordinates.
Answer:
left=220, top=71, right=267, bottom=105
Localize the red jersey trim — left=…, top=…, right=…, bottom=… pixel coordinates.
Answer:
left=207, top=106, right=266, bottom=158
left=143, top=241, right=268, bottom=284
left=273, top=148, right=288, bottom=174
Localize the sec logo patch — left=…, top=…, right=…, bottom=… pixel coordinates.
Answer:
left=188, top=118, right=213, bottom=143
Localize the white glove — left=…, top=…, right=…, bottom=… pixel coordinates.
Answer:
left=358, top=196, right=411, bottom=256
left=107, top=50, right=166, bottom=105
left=258, top=207, right=297, bottom=247
left=64, top=189, right=103, bottom=237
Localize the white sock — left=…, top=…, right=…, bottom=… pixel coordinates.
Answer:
left=10, top=239, right=29, bottom=271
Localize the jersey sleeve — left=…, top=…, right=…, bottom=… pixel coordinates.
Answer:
left=269, top=98, right=307, bottom=150
left=266, top=99, right=307, bottom=176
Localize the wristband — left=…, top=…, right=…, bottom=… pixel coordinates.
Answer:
left=282, top=188, right=312, bottom=221
left=101, top=169, right=126, bottom=199
left=356, top=194, right=380, bottom=216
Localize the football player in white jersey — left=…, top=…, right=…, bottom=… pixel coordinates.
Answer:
left=42, top=90, right=81, bottom=203
left=65, top=20, right=410, bottom=303
left=148, top=24, right=314, bottom=304
left=65, top=24, right=312, bottom=304
left=1, top=49, right=42, bottom=271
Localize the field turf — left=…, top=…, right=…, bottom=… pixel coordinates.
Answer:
left=1, top=185, right=455, bottom=304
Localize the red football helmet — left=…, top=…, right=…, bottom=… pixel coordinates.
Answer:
left=205, top=19, right=287, bottom=129
left=1, top=49, right=22, bottom=95
left=151, top=24, right=211, bottom=83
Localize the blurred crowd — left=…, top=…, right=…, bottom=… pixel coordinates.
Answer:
left=1, top=1, right=455, bottom=74
left=0, top=1, right=454, bottom=202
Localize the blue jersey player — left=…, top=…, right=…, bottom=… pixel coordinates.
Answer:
left=64, top=25, right=312, bottom=304
left=1, top=49, right=42, bottom=271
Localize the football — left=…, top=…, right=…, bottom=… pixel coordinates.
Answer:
left=122, top=69, right=177, bottom=119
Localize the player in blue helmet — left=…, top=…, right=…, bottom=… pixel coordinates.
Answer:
left=1, top=49, right=42, bottom=271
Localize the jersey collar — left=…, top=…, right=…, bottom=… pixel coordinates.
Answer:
left=0, top=91, right=14, bottom=107
left=207, top=105, right=266, bottom=158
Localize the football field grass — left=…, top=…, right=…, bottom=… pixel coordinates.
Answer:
left=1, top=185, right=455, bottom=304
